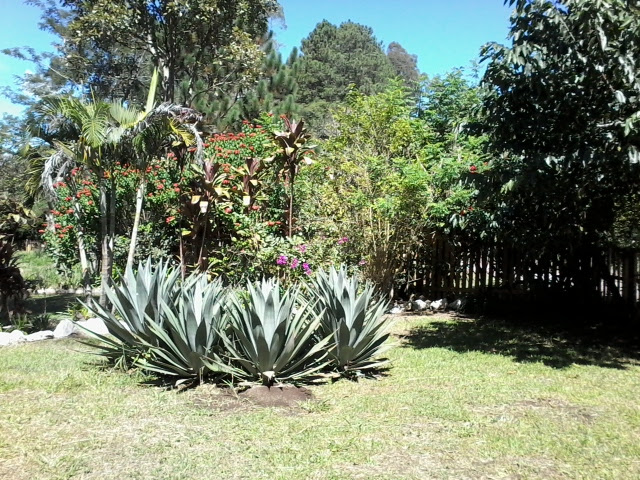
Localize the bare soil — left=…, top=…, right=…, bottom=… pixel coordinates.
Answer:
left=189, top=384, right=313, bottom=413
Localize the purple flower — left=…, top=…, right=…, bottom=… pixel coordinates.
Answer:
left=358, top=259, right=367, bottom=266
left=290, top=258, right=300, bottom=269
left=297, top=244, right=307, bottom=253
left=302, top=263, right=312, bottom=275
left=337, top=236, right=349, bottom=245
left=276, top=255, right=288, bottom=265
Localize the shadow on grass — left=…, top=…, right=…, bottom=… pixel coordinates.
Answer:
left=403, top=314, right=640, bottom=369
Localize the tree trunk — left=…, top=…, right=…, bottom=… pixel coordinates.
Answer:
left=126, top=180, right=145, bottom=271
left=73, top=200, right=92, bottom=292
left=98, top=175, right=115, bottom=306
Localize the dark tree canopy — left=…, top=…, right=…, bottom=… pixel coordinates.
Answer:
left=18, top=0, right=278, bottom=106
left=296, top=20, right=395, bottom=105
left=477, top=0, right=640, bottom=250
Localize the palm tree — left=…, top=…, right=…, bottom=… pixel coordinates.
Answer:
left=29, top=74, right=202, bottom=305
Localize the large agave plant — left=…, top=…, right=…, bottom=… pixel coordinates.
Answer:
left=223, top=278, right=330, bottom=386
left=309, top=265, right=392, bottom=373
left=141, top=274, right=236, bottom=381
left=82, top=258, right=180, bottom=364
left=84, top=261, right=236, bottom=383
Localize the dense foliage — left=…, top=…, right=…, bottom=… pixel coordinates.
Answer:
left=477, top=0, right=640, bottom=252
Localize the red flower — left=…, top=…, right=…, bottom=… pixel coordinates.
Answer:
left=225, top=207, right=233, bottom=214
left=67, top=208, right=74, bottom=214
left=469, top=165, right=478, bottom=173
left=88, top=200, right=94, bottom=205
left=166, top=216, right=175, bottom=223
left=38, top=229, right=45, bottom=233
left=174, top=187, right=180, bottom=193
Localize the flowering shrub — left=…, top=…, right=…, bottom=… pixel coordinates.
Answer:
left=41, top=158, right=189, bottom=280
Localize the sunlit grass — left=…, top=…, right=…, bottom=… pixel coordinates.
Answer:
left=1, top=315, right=639, bottom=479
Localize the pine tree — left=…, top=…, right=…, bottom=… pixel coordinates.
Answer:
left=204, top=32, right=301, bottom=129
left=295, top=20, right=395, bottom=135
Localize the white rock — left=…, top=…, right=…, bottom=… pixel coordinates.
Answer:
left=26, top=330, right=54, bottom=342
left=36, top=289, right=46, bottom=295
left=414, top=299, right=428, bottom=311
left=449, top=298, right=466, bottom=311
left=9, top=330, right=27, bottom=343
left=75, top=288, right=85, bottom=295
left=44, top=288, right=57, bottom=295
left=76, top=317, right=109, bottom=336
left=430, top=298, right=448, bottom=311
left=53, top=319, right=78, bottom=338
left=0, top=332, right=12, bottom=346
left=389, top=306, right=403, bottom=314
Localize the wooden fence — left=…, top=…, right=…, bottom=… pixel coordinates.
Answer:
left=402, top=236, right=640, bottom=304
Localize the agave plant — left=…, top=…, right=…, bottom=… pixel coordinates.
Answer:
left=223, top=278, right=330, bottom=386
left=309, top=265, right=392, bottom=373
left=81, top=258, right=180, bottom=365
left=140, top=274, right=236, bottom=381
left=83, top=260, right=236, bottom=383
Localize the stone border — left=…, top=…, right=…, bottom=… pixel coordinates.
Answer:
left=0, top=318, right=108, bottom=347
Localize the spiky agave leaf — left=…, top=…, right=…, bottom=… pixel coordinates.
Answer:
left=309, top=265, right=393, bottom=373
left=138, top=274, right=239, bottom=381
left=222, top=278, right=330, bottom=386
left=80, top=258, right=180, bottom=364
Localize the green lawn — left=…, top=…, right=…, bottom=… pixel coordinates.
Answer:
left=1, top=314, right=640, bottom=479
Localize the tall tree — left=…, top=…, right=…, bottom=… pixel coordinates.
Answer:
left=296, top=20, right=395, bottom=134
left=205, top=32, right=300, bottom=129
left=386, top=42, right=420, bottom=86
left=59, top=0, right=278, bottom=105
left=477, top=0, right=640, bottom=281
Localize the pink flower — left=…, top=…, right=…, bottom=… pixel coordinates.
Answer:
left=290, top=258, right=300, bottom=269
left=297, top=244, right=307, bottom=253
left=276, top=255, right=288, bottom=265
left=337, top=236, right=349, bottom=245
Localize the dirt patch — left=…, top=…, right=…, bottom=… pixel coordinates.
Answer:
left=189, top=384, right=313, bottom=413
left=475, top=397, right=599, bottom=425
left=238, top=385, right=312, bottom=408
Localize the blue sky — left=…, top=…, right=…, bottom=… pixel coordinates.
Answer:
left=0, top=0, right=514, bottom=116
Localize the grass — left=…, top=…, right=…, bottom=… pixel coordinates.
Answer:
left=1, top=314, right=640, bottom=479
left=16, top=250, right=83, bottom=289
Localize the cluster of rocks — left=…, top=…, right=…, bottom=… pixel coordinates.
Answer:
left=31, top=287, right=100, bottom=296
left=388, top=296, right=466, bottom=314
left=0, top=317, right=108, bottom=347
